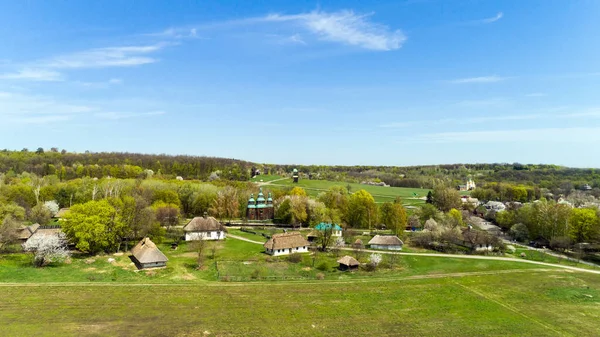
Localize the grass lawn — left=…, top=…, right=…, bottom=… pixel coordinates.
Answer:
left=1, top=269, right=599, bottom=336
left=250, top=174, right=285, bottom=183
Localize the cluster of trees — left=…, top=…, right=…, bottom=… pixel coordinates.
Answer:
left=493, top=199, right=600, bottom=246
left=0, top=149, right=252, bottom=181
left=471, top=183, right=542, bottom=203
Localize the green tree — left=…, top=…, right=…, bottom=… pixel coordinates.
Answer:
left=416, top=203, right=441, bottom=224
left=289, top=187, right=307, bottom=197
left=447, top=208, right=464, bottom=228
left=431, top=185, right=461, bottom=212
left=569, top=208, right=598, bottom=243
left=0, top=215, right=21, bottom=251
left=379, top=202, right=408, bottom=235
left=62, top=199, right=125, bottom=253
left=509, top=223, right=529, bottom=242
left=346, top=190, right=377, bottom=229
left=275, top=198, right=292, bottom=224
left=28, top=203, right=52, bottom=225
left=210, top=186, right=239, bottom=222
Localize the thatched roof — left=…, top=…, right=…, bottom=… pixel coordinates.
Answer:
left=183, top=215, right=224, bottom=232
left=368, top=235, right=403, bottom=246
left=17, top=223, right=40, bottom=240
left=337, top=255, right=359, bottom=267
left=55, top=208, right=70, bottom=218
left=307, top=230, right=319, bottom=238
left=131, top=238, right=168, bottom=264
left=264, top=232, right=309, bottom=250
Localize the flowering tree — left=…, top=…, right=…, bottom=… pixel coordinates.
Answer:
left=369, top=253, right=382, bottom=267
left=23, top=234, right=70, bottom=267
left=43, top=200, right=60, bottom=216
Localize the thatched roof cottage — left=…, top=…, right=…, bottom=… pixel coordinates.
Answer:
left=337, top=255, right=359, bottom=271
left=368, top=235, right=403, bottom=251
left=130, top=237, right=168, bottom=269
left=17, top=223, right=40, bottom=242
left=183, top=213, right=226, bottom=241
left=263, top=232, right=310, bottom=256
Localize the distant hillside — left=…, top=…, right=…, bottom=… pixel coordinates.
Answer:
left=0, top=149, right=252, bottom=181
left=1, top=149, right=598, bottom=190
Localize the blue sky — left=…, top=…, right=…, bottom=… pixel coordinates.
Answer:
left=1, top=1, right=600, bottom=167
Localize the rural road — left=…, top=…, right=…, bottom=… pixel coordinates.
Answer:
left=227, top=235, right=600, bottom=275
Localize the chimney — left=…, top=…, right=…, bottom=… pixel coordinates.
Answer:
left=203, top=212, right=208, bottom=219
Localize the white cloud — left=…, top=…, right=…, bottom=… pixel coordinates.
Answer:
left=43, top=43, right=166, bottom=69
left=262, top=10, right=406, bottom=51
left=108, top=78, right=123, bottom=84
left=0, top=68, right=63, bottom=81
left=409, top=127, right=600, bottom=144
left=448, top=75, right=508, bottom=84
left=480, top=12, right=504, bottom=24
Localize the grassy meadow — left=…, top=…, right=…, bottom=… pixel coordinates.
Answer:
left=1, top=269, right=599, bottom=336
left=257, top=174, right=430, bottom=205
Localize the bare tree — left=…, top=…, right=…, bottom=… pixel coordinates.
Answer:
left=190, top=239, right=207, bottom=269
left=317, top=227, right=334, bottom=251
left=23, top=234, right=70, bottom=267
left=331, top=237, right=345, bottom=257
left=0, top=216, right=20, bottom=251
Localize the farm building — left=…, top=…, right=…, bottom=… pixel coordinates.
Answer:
left=130, top=237, right=168, bottom=269
left=263, top=232, right=310, bottom=256
left=17, top=223, right=40, bottom=242
left=337, top=255, right=360, bottom=271
left=183, top=213, right=226, bottom=241
left=368, top=235, right=403, bottom=251
left=246, top=188, right=274, bottom=221
left=314, top=223, right=342, bottom=237
left=54, top=208, right=70, bottom=219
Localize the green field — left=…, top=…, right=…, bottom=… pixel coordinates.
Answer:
left=1, top=269, right=599, bottom=336
left=259, top=175, right=430, bottom=205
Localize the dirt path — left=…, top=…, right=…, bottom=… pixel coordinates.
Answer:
left=225, top=235, right=600, bottom=275
left=227, top=234, right=265, bottom=245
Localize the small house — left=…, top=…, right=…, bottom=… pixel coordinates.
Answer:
left=183, top=213, right=226, bottom=241
left=314, top=223, right=342, bottom=237
left=352, top=239, right=364, bottom=249
left=368, top=235, right=403, bottom=251
left=263, top=232, right=310, bottom=256
left=130, top=237, right=168, bottom=269
left=54, top=208, right=70, bottom=219
left=337, top=255, right=359, bottom=271
left=17, top=223, right=40, bottom=242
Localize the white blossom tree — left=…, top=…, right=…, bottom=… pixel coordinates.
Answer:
left=23, top=234, right=70, bottom=267
left=369, top=253, right=382, bottom=268
left=43, top=200, right=60, bottom=216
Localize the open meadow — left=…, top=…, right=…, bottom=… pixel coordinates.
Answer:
left=254, top=175, right=431, bottom=205
left=1, top=269, right=599, bottom=336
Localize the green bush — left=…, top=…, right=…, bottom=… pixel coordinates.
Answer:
left=287, top=253, right=302, bottom=263
left=316, top=262, right=329, bottom=271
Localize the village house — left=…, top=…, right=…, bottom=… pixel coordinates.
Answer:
left=183, top=213, right=226, bottom=241
left=368, top=235, right=403, bottom=251
left=263, top=232, right=310, bottom=256
left=337, top=255, right=360, bottom=271
left=17, top=223, right=40, bottom=243
left=484, top=201, right=506, bottom=212
left=130, top=237, right=168, bottom=269
left=54, top=208, right=70, bottom=220
left=314, top=223, right=342, bottom=237
left=23, top=226, right=65, bottom=247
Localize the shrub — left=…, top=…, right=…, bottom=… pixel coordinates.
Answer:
left=250, top=269, right=261, bottom=280
left=287, top=253, right=302, bottom=263
left=316, top=262, right=329, bottom=271
left=316, top=273, right=325, bottom=280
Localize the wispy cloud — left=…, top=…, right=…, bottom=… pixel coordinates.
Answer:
left=479, top=12, right=504, bottom=24
left=145, top=27, right=199, bottom=39
left=0, top=68, right=63, bottom=82
left=94, top=111, right=166, bottom=120
left=261, top=10, right=406, bottom=51
left=408, top=126, right=600, bottom=144
left=44, top=43, right=167, bottom=69
left=74, top=78, right=123, bottom=88
left=448, top=75, right=509, bottom=84
left=380, top=108, right=600, bottom=128
left=0, top=91, right=165, bottom=124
